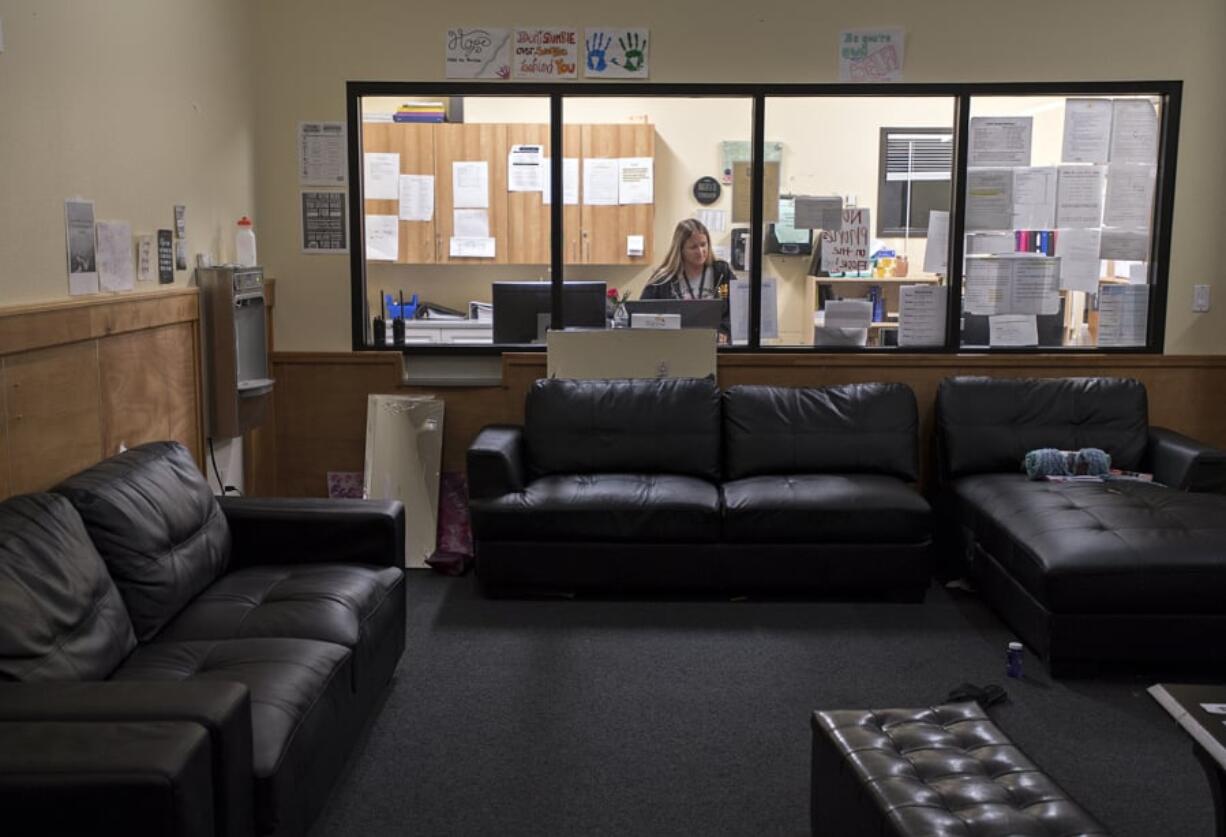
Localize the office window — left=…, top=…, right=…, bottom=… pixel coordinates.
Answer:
left=357, top=94, right=551, bottom=347
left=561, top=95, right=751, bottom=345
left=958, top=95, right=1163, bottom=350
left=349, top=82, right=1178, bottom=354
left=763, top=97, right=955, bottom=349
left=877, top=128, right=952, bottom=238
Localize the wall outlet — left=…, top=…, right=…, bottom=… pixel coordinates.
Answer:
left=1193, top=284, right=1211, bottom=313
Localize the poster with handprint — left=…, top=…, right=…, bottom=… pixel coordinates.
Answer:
left=445, top=28, right=512, bottom=79
left=583, top=28, right=649, bottom=78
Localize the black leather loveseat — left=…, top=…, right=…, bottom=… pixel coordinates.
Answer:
left=467, top=377, right=932, bottom=597
left=936, top=375, right=1226, bottom=674
left=0, top=441, right=406, bottom=836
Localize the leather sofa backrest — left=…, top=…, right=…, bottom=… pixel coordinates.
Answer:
left=0, top=494, right=137, bottom=681
left=936, top=376, right=1149, bottom=479
left=525, top=377, right=722, bottom=480
left=54, top=441, right=231, bottom=643
left=723, top=383, right=919, bottom=481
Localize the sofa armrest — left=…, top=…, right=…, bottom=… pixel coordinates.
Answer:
left=219, top=496, right=405, bottom=570
left=0, top=681, right=254, bottom=837
left=1147, top=427, right=1226, bottom=492
left=0, top=720, right=216, bottom=837
left=467, top=426, right=526, bottom=500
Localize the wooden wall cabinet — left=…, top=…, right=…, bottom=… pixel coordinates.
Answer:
left=361, top=121, right=654, bottom=265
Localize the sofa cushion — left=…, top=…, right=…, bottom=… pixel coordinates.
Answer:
left=112, top=637, right=352, bottom=834
left=157, top=563, right=403, bottom=691
left=0, top=494, right=137, bottom=681
left=470, top=473, right=721, bottom=542
left=937, top=376, right=1149, bottom=479
left=722, top=475, right=932, bottom=544
left=723, top=383, right=918, bottom=481
left=54, top=441, right=231, bottom=642
left=524, top=377, right=721, bottom=480
left=954, top=474, right=1226, bottom=613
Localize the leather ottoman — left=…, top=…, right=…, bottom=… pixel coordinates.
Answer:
left=811, top=702, right=1110, bottom=836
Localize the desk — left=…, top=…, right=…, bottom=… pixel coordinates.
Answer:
left=1150, top=683, right=1226, bottom=836
left=381, top=319, right=493, bottom=345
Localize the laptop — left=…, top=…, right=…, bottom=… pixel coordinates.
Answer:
left=623, top=299, right=724, bottom=329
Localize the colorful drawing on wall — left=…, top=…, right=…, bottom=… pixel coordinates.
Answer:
left=445, top=28, right=511, bottom=79
left=583, top=28, right=649, bottom=78
left=838, top=28, right=905, bottom=82
left=512, top=28, right=578, bottom=79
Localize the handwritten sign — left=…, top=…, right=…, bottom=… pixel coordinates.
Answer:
left=583, top=28, right=649, bottom=78
left=838, top=28, right=904, bottom=82
left=820, top=209, right=872, bottom=274
left=445, top=28, right=511, bottom=79
left=512, top=28, right=578, bottom=79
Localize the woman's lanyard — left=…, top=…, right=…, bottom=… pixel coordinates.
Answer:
left=681, top=267, right=707, bottom=300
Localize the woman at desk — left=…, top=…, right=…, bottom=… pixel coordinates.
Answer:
left=643, top=219, right=734, bottom=343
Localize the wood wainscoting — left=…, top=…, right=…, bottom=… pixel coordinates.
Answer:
left=0, top=288, right=203, bottom=500
left=264, top=350, right=1226, bottom=497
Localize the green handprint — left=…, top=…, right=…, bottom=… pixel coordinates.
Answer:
left=618, top=32, right=647, bottom=73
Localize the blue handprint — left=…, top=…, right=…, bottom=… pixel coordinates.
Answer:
left=586, top=32, right=610, bottom=72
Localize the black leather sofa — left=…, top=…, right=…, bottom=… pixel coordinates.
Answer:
left=936, top=376, right=1226, bottom=674
left=0, top=441, right=407, bottom=837
left=467, top=377, right=932, bottom=597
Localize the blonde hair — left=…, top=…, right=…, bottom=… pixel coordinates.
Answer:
left=648, top=219, right=713, bottom=285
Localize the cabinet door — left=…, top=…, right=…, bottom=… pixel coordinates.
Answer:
left=506, top=124, right=550, bottom=265
left=435, top=124, right=509, bottom=264
left=580, top=124, right=655, bottom=265
left=361, top=123, right=435, bottom=264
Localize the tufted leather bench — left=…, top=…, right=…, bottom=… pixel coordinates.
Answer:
left=811, top=702, right=1111, bottom=836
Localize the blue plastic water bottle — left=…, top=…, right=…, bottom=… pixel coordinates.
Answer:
left=1006, top=642, right=1024, bottom=678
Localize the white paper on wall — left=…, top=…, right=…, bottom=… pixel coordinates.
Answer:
left=363, top=153, right=399, bottom=200
left=898, top=284, right=948, bottom=346
left=365, top=215, right=399, bottom=261
left=398, top=175, right=434, bottom=222
left=1110, top=98, right=1159, bottom=164
left=1056, top=165, right=1106, bottom=227
left=452, top=161, right=489, bottom=209
left=965, top=169, right=1014, bottom=231
left=1061, top=99, right=1112, bottom=164
left=968, top=117, right=1033, bottom=167
left=1055, top=228, right=1103, bottom=293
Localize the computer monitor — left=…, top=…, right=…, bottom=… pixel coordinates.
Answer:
left=622, top=299, right=724, bottom=330
left=491, top=281, right=607, bottom=344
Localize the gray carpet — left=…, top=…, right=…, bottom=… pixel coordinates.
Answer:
left=311, top=572, right=1214, bottom=836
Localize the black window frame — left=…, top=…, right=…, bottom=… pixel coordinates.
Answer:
left=347, top=80, right=1181, bottom=355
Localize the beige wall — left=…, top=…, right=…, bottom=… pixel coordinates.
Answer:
left=0, top=0, right=257, bottom=304
left=251, top=0, right=1225, bottom=354
left=2, top=1, right=1222, bottom=353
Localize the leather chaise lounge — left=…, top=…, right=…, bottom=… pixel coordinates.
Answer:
left=467, top=377, right=932, bottom=597
left=0, top=441, right=407, bottom=836
left=936, top=375, right=1226, bottom=674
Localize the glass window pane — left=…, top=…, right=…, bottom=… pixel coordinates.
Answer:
left=959, top=95, right=1161, bottom=349
left=561, top=96, right=751, bottom=345
left=357, top=95, right=550, bottom=347
left=762, top=97, right=956, bottom=348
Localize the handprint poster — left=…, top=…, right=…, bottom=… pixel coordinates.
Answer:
left=583, top=28, right=649, bottom=78
left=445, top=28, right=512, bottom=79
